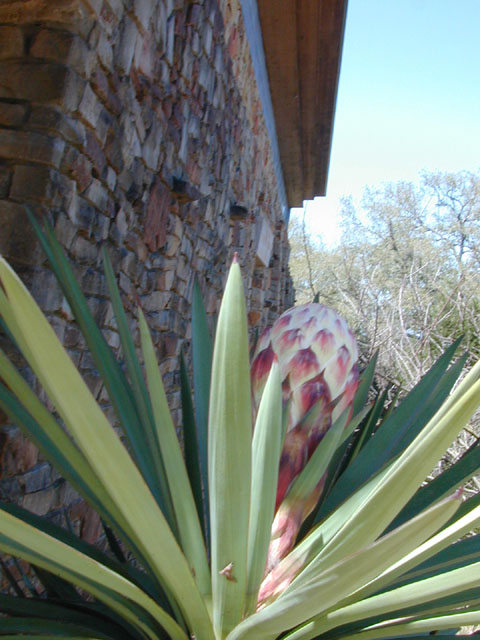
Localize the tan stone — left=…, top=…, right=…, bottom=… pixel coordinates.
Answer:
left=31, top=29, right=92, bottom=78
left=22, top=486, right=57, bottom=516
left=0, top=201, right=40, bottom=265
left=0, top=0, right=90, bottom=26
left=157, top=269, right=175, bottom=291
left=0, top=129, right=65, bottom=168
left=0, top=26, right=23, bottom=59
left=0, top=61, right=84, bottom=108
left=81, top=504, right=103, bottom=543
left=165, top=232, right=181, bottom=258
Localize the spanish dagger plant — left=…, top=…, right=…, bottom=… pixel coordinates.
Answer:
left=0, top=214, right=480, bottom=639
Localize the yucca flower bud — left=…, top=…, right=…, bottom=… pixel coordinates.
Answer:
left=251, top=303, right=359, bottom=604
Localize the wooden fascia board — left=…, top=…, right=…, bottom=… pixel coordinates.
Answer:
left=258, top=0, right=303, bottom=206
left=310, top=0, right=348, bottom=199
left=258, top=0, right=347, bottom=206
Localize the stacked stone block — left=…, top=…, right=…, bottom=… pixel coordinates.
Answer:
left=0, top=0, right=294, bottom=571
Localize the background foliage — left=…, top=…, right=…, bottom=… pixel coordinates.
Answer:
left=289, top=169, right=480, bottom=476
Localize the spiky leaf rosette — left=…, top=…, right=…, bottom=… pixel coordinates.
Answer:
left=2, top=215, right=480, bottom=640
left=251, top=304, right=360, bottom=593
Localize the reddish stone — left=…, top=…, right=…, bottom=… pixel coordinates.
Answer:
left=67, top=498, right=88, bottom=530
left=104, top=128, right=124, bottom=174
left=100, top=1, right=119, bottom=35
left=144, top=178, right=171, bottom=251
left=0, top=428, right=39, bottom=478
left=162, top=96, right=173, bottom=119
left=91, top=68, right=122, bottom=114
left=173, top=35, right=185, bottom=69
left=156, top=269, right=175, bottom=291
left=108, top=70, right=122, bottom=95
left=90, top=67, right=109, bottom=100
left=175, top=11, right=186, bottom=36
left=252, top=273, right=263, bottom=288
left=162, top=333, right=178, bottom=357
left=62, top=145, right=93, bottom=192
left=81, top=504, right=103, bottom=543
left=134, top=32, right=156, bottom=80
left=84, top=129, right=107, bottom=176
left=227, top=26, right=238, bottom=58
left=0, top=26, right=24, bottom=59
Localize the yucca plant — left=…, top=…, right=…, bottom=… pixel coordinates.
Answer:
left=0, top=213, right=480, bottom=639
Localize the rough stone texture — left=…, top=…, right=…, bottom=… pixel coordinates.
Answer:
left=0, top=0, right=294, bottom=571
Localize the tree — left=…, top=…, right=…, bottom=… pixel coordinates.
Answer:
left=289, top=170, right=480, bottom=482
left=288, top=170, right=480, bottom=390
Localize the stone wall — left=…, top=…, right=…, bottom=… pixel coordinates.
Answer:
left=0, top=0, right=293, bottom=557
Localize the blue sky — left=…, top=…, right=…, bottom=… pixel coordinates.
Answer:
left=297, top=0, right=480, bottom=244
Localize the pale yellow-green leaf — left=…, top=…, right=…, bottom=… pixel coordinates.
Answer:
left=295, top=557, right=480, bottom=639
left=246, top=360, right=283, bottom=615
left=209, top=259, right=252, bottom=638
left=346, top=498, right=480, bottom=606
left=226, top=491, right=462, bottom=640
left=288, top=373, right=480, bottom=583
left=283, top=499, right=480, bottom=639
left=0, top=257, right=214, bottom=640
left=333, top=610, right=480, bottom=640
left=0, top=349, right=136, bottom=542
left=0, top=637, right=103, bottom=640
left=139, top=308, right=211, bottom=596
left=434, top=357, right=480, bottom=423
left=0, top=508, right=187, bottom=640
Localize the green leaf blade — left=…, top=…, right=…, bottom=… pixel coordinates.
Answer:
left=180, top=349, right=206, bottom=538
left=246, top=360, right=283, bottom=614
left=138, top=309, right=211, bottom=596
left=102, top=248, right=176, bottom=528
left=318, top=341, right=464, bottom=520
left=209, top=260, right=252, bottom=638
left=0, top=509, right=187, bottom=640
left=192, top=278, right=213, bottom=551
left=227, top=492, right=463, bottom=640
left=0, top=257, right=214, bottom=640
